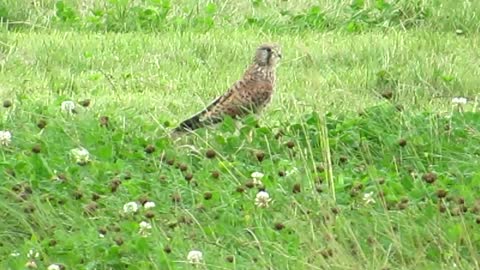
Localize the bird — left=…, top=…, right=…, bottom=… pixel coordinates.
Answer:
left=172, top=43, right=281, bottom=136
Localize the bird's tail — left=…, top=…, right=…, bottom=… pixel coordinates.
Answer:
left=170, top=113, right=203, bottom=137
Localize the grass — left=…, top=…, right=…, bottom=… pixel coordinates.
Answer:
left=1, top=1, right=480, bottom=269
left=1, top=0, right=480, bottom=33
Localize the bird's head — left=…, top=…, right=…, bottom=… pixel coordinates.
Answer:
left=254, top=43, right=281, bottom=67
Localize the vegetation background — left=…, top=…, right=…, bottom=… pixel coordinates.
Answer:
left=0, top=0, right=479, bottom=269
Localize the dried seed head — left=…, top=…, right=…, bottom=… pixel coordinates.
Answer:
left=274, top=129, right=284, bottom=139
left=211, top=170, right=220, bottom=179
left=381, top=90, right=393, bottom=100
left=114, top=237, right=124, bottom=246
left=184, top=173, right=193, bottom=182
left=274, top=222, right=285, bottom=231
left=138, top=195, right=150, bottom=206
left=166, top=158, right=175, bottom=166
left=471, top=204, right=480, bottom=214
left=91, top=193, right=101, bottom=201
left=24, top=185, right=32, bottom=194
left=438, top=202, right=447, bottom=213
left=37, top=119, right=47, bottom=129
left=110, top=178, right=121, bottom=192
left=123, top=171, right=132, bottom=180
left=163, top=245, right=172, bottom=253
left=79, top=99, right=91, bottom=107
left=99, top=116, right=109, bottom=127
left=12, top=183, right=22, bottom=193
left=435, top=189, right=447, bottom=198
left=476, top=217, right=480, bottom=224
left=196, top=204, right=206, bottom=212
left=398, top=202, right=408, bottom=210
left=145, top=211, right=155, bottom=219
left=3, top=100, right=12, bottom=108
left=205, top=149, right=216, bottom=159
left=245, top=180, right=255, bottom=189
left=422, top=172, right=437, bottom=184
left=292, top=183, right=301, bottom=194
left=203, top=192, right=213, bottom=200
left=255, top=151, right=265, bottom=162
left=110, top=224, right=121, bottom=232
left=31, top=144, right=42, bottom=153
left=225, top=255, right=234, bottom=263
left=98, top=227, right=107, bottom=235
left=179, top=163, right=188, bottom=171
left=320, top=248, right=334, bottom=258
left=316, top=164, right=325, bottom=173
left=144, top=144, right=155, bottom=154
left=353, top=182, right=364, bottom=191
left=286, top=141, right=295, bottom=149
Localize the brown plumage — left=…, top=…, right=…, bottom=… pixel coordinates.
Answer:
left=172, top=43, right=281, bottom=135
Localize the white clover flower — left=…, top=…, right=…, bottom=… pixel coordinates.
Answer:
left=363, top=192, right=375, bottom=204
left=451, top=97, right=467, bottom=105
left=139, top=221, right=152, bottom=237
left=61, top=100, right=75, bottom=113
left=47, top=264, right=61, bottom=270
left=139, top=221, right=152, bottom=229
left=251, top=171, right=264, bottom=186
left=123, top=201, right=139, bottom=214
left=70, top=147, right=90, bottom=164
left=144, top=201, right=156, bottom=209
left=25, top=260, right=38, bottom=269
left=0, top=130, right=12, bottom=146
left=10, top=251, right=20, bottom=257
left=27, top=249, right=39, bottom=258
left=255, top=191, right=272, bottom=208
left=251, top=172, right=264, bottom=179
left=187, top=250, right=203, bottom=264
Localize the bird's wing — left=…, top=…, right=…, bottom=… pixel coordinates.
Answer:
left=173, top=79, right=273, bottom=133
left=200, top=79, right=273, bottom=122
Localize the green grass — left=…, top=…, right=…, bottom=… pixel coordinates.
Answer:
left=1, top=0, right=480, bottom=33
left=1, top=1, right=480, bottom=269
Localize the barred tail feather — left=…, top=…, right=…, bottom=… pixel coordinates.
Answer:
left=173, top=113, right=203, bottom=133
left=171, top=94, right=227, bottom=137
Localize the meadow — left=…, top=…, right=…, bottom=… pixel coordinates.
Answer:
left=1, top=0, right=480, bottom=269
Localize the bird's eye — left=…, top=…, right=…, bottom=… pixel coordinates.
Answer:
left=265, top=48, right=272, bottom=52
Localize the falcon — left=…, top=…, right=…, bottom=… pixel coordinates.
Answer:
left=172, top=43, right=281, bottom=135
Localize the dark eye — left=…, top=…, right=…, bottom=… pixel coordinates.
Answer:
left=265, top=48, right=272, bottom=52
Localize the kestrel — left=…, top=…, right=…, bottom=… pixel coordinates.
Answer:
left=172, top=43, right=281, bottom=135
